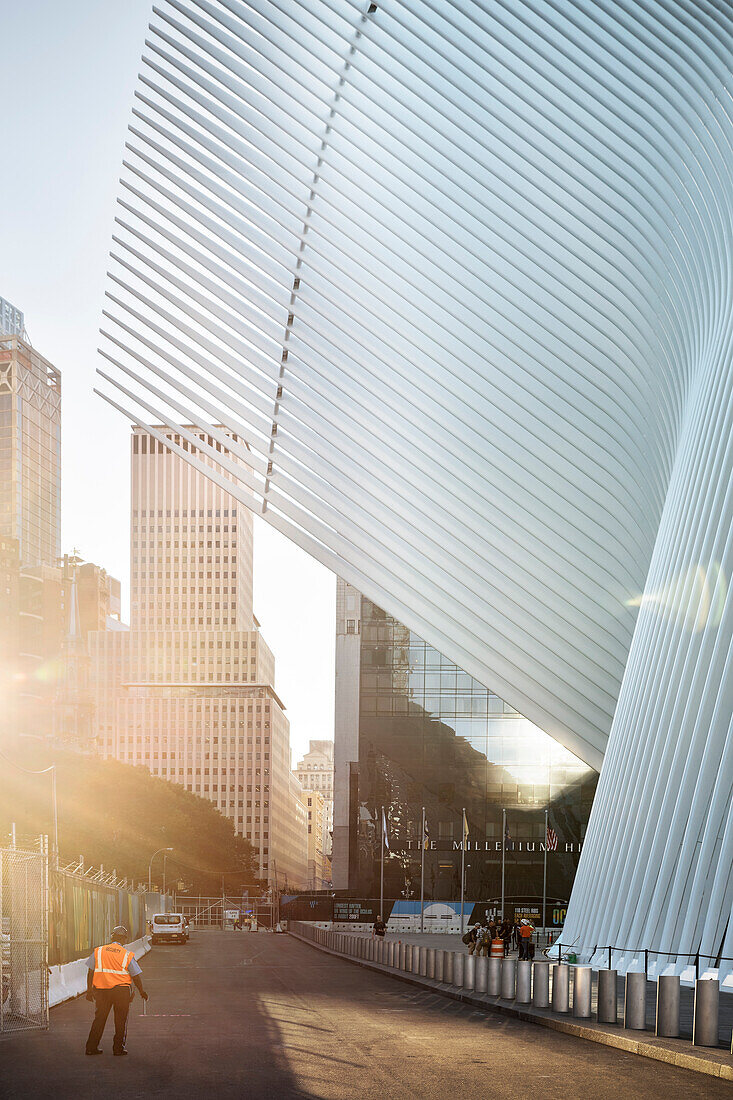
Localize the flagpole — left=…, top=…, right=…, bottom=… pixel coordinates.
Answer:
left=460, top=807, right=466, bottom=935
left=542, top=807, right=548, bottom=941
left=420, top=806, right=426, bottom=934
left=501, top=807, right=506, bottom=923
left=380, top=805, right=385, bottom=920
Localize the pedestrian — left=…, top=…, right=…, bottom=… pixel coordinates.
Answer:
left=85, top=925, right=148, bottom=1057
left=466, top=922, right=482, bottom=954
left=518, top=920, right=534, bottom=960
left=512, top=920, right=521, bottom=952
left=475, top=925, right=491, bottom=957
left=373, top=915, right=387, bottom=938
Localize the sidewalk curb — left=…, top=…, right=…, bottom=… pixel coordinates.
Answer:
left=289, top=932, right=733, bottom=1082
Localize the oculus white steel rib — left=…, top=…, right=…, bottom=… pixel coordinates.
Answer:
left=96, top=0, right=733, bottom=966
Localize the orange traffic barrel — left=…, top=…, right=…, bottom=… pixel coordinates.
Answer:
left=490, top=938, right=504, bottom=958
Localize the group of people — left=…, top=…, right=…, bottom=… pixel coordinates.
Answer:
left=464, top=917, right=535, bottom=959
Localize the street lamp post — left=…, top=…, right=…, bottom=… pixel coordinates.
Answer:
left=148, top=847, right=173, bottom=893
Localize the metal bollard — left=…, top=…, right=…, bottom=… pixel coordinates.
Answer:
left=475, top=955, right=488, bottom=994
left=656, top=974, right=680, bottom=1038
left=435, top=949, right=444, bottom=982
left=399, top=942, right=406, bottom=970
left=405, top=944, right=413, bottom=972
left=620, top=972, right=647, bottom=1029
left=420, top=947, right=429, bottom=978
left=551, top=964, right=570, bottom=1013
left=426, top=947, right=436, bottom=980
left=597, top=969, right=618, bottom=1024
left=464, top=953, right=476, bottom=991
left=453, top=952, right=465, bottom=987
left=412, top=946, right=422, bottom=974
left=488, top=956, right=502, bottom=996
left=693, top=978, right=719, bottom=1048
left=516, top=960, right=532, bottom=1003
left=388, top=940, right=396, bottom=967
left=532, top=961, right=550, bottom=1008
left=572, top=967, right=592, bottom=1018
left=443, top=950, right=454, bottom=985
left=501, top=958, right=516, bottom=1000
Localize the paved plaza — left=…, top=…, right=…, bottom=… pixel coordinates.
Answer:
left=2, top=931, right=731, bottom=1099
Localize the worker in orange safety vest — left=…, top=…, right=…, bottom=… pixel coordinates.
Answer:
left=84, top=925, right=148, bottom=1056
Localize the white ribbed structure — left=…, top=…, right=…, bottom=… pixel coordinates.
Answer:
left=97, top=0, right=733, bottom=963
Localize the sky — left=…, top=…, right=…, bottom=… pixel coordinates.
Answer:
left=1, top=0, right=336, bottom=762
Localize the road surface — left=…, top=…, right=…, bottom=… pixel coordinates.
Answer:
left=0, top=930, right=728, bottom=1099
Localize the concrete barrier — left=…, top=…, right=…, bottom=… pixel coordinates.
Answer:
left=501, top=958, right=516, bottom=1000
left=692, top=978, right=719, bottom=1048
left=488, top=956, right=502, bottom=996
left=620, top=972, right=642, bottom=1029
left=464, top=953, right=476, bottom=991
left=516, top=960, right=531, bottom=1003
left=597, top=969, right=617, bottom=1024
left=475, top=955, right=488, bottom=994
left=49, top=935, right=151, bottom=1008
left=532, top=961, right=550, bottom=1008
left=572, top=967, right=592, bottom=1018
left=656, top=975, right=680, bottom=1038
left=551, top=964, right=570, bottom=1013
left=420, top=947, right=429, bottom=978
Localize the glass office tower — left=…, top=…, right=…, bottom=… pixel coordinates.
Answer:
left=341, top=588, right=597, bottom=919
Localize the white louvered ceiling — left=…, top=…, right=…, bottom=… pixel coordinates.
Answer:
left=96, top=0, right=728, bottom=770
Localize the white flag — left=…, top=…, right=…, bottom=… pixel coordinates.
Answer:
left=382, top=807, right=389, bottom=851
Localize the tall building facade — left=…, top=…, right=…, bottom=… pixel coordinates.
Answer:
left=0, top=310, right=61, bottom=569
left=294, top=740, right=334, bottom=858
left=304, top=788, right=329, bottom=891
left=90, top=428, right=308, bottom=890
left=334, top=580, right=596, bottom=923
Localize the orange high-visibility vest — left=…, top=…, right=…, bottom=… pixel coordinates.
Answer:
left=520, top=925, right=533, bottom=939
left=92, top=943, right=134, bottom=988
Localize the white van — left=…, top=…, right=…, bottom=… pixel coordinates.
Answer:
left=150, top=913, right=188, bottom=945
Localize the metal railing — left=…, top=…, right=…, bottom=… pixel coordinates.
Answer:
left=545, top=939, right=733, bottom=981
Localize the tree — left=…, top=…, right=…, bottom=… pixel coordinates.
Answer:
left=0, top=742, right=261, bottom=896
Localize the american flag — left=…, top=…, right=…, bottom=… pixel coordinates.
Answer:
left=546, top=825, right=558, bottom=851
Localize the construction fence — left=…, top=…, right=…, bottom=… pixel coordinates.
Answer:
left=2, top=837, right=170, bottom=1034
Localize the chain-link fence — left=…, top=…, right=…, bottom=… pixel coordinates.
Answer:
left=0, top=842, right=49, bottom=1033
left=176, top=895, right=277, bottom=929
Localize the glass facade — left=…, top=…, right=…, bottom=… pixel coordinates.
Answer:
left=353, top=597, right=597, bottom=916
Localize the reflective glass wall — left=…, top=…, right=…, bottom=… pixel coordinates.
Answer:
left=354, top=598, right=597, bottom=915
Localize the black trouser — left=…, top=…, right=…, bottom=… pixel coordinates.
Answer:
left=86, top=986, right=132, bottom=1054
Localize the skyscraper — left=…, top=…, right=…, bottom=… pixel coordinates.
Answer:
left=0, top=299, right=61, bottom=569
left=294, top=740, right=335, bottom=859
left=90, top=427, right=308, bottom=890
left=333, top=579, right=595, bottom=924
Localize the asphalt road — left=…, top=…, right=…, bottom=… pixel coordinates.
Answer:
left=0, top=931, right=728, bottom=1099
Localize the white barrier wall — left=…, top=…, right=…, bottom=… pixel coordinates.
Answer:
left=49, top=936, right=151, bottom=1009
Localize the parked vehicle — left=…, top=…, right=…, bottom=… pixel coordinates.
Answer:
left=150, top=913, right=188, bottom=944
